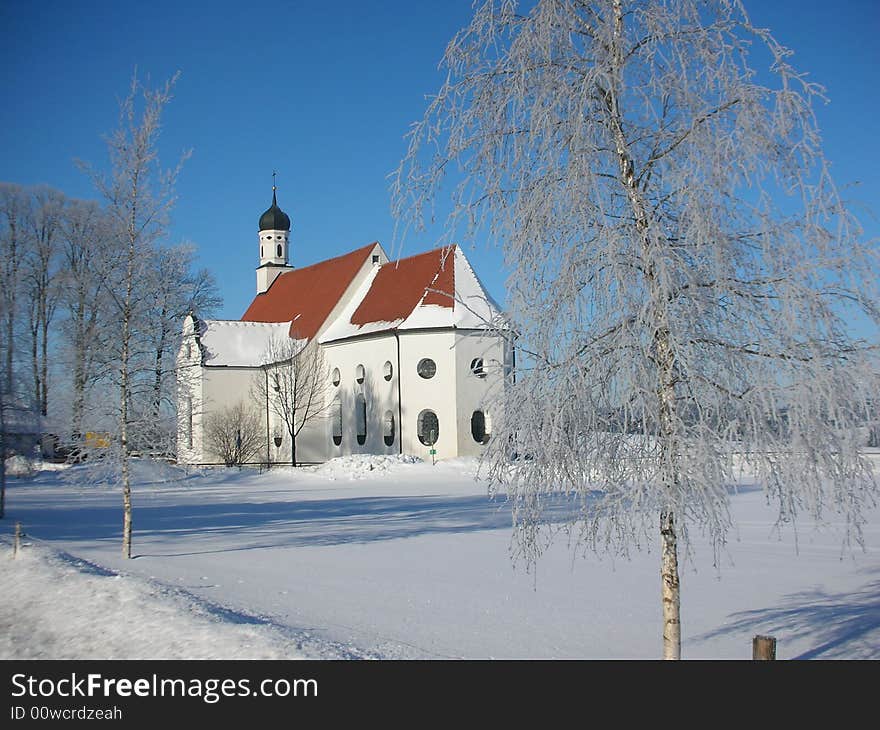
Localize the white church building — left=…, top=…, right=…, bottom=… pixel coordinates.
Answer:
left=176, top=189, right=510, bottom=465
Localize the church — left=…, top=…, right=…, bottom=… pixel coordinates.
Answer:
left=176, top=189, right=510, bottom=465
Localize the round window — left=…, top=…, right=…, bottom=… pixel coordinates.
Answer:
left=470, top=358, right=486, bottom=378
left=417, top=358, right=436, bottom=379
left=331, top=368, right=340, bottom=386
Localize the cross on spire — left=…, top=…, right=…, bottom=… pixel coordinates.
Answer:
left=272, top=170, right=277, bottom=192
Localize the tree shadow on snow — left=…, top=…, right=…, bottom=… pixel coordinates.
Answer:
left=693, top=568, right=880, bottom=659
left=9, top=493, right=559, bottom=554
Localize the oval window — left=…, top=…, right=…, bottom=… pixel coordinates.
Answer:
left=355, top=364, right=365, bottom=384
left=471, top=410, right=490, bottom=444
left=356, top=394, right=367, bottom=446
left=383, top=361, right=393, bottom=381
left=276, top=244, right=282, bottom=257
left=331, top=368, right=340, bottom=386
left=417, top=409, right=439, bottom=446
left=331, top=397, right=342, bottom=446
left=417, top=358, right=436, bottom=379
left=383, top=410, right=395, bottom=447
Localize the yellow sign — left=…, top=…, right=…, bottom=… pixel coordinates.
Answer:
left=85, top=431, right=111, bottom=449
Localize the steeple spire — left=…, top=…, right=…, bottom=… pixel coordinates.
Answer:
left=257, top=173, right=293, bottom=294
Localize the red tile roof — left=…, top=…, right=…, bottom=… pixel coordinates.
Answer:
left=350, top=245, right=456, bottom=326
left=241, top=242, right=377, bottom=339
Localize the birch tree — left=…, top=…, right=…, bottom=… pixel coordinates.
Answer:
left=80, top=71, right=188, bottom=559
left=252, top=336, right=329, bottom=467
left=394, top=0, right=880, bottom=659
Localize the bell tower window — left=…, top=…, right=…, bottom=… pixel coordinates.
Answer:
left=276, top=244, right=282, bottom=258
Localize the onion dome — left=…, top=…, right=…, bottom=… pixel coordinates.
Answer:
left=259, top=189, right=290, bottom=231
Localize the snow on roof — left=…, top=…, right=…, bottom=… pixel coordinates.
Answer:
left=198, top=320, right=297, bottom=367
left=320, top=245, right=503, bottom=343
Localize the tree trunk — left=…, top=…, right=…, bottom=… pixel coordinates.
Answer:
left=153, top=306, right=168, bottom=419
left=660, top=510, right=681, bottom=659
left=40, top=310, right=49, bottom=417
left=4, top=308, right=13, bottom=396
left=0, top=399, right=6, bottom=519
left=0, top=460, right=5, bottom=519
left=72, top=353, right=85, bottom=439
left=120, top=336, right=132, bottom=559
left=30, top=320, right=39, bottom=413
left=120, top=243, right=134, bottom=559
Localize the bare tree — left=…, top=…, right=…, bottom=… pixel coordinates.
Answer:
left=204, top=401, right=263, bottom=466
left=394, top=0, right=879, bottom=659
left=252, top=336, right=330, bottom=467
left=80, top=71, right=189, bottom=559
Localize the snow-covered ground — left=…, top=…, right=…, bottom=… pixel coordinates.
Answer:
left=1, top=454, right=878, bottom=659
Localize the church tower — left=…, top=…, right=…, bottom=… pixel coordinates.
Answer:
left=256, top=178, right=293, bottom=294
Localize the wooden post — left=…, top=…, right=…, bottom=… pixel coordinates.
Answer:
left=13, top=521, right=21, bottom=558
left=753, top=634, right=776, bottom=660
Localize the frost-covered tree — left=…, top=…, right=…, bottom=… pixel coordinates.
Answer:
left=80, top=71, right=189, bottom=559
left=140, top=243, right=220, bottom=457
left=23, top=186, right=65, bottom=417
left=252, top=336, right=329, bottom=467
left=394, top=0, right=879, bottom=659
left=57, top=198, right=119, bottom=439
left=0, top=183, right=32, bottom=398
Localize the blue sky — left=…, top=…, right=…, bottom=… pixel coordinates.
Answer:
left=1, top=0, right=877, bottom=321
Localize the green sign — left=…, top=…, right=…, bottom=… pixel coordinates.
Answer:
left=429, top=449, right=436, bottom=455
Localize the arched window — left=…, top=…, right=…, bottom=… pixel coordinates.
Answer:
left=383, top=360, right=393, bottom=381
left=356, top=394, right=367, bottom=445
left=331, top=397, right=342, bottom=446
left=417, top=410, right=439, bottom=446
left=383, top=411, right=395, bottom=447
left=417, top=358, right=436, bottom=379
left=470, top=358, right=486, bottom=378
left=260, top=246, right=264, bottom=258
left=471, top=410, right=490, bottom=444
left=276, top=244, right=282, bottom=258
left=331, top=368, right=340, bottom=386
left=355, top=364, right=365, bottom=384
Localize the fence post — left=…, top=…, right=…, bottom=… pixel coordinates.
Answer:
left=752, top=634, right=776, bottom=660
left=13, top=521, right=22, bottom=558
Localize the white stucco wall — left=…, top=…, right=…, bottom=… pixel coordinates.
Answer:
left=317, top=328, right=508, bottom=462
left=396, top=330, right=460, bottom=461
left=322, top=334, right=401, bottom=459
left=176, top=318, right=205, bottom=464
left=452, top=330, right=508, bottom=458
